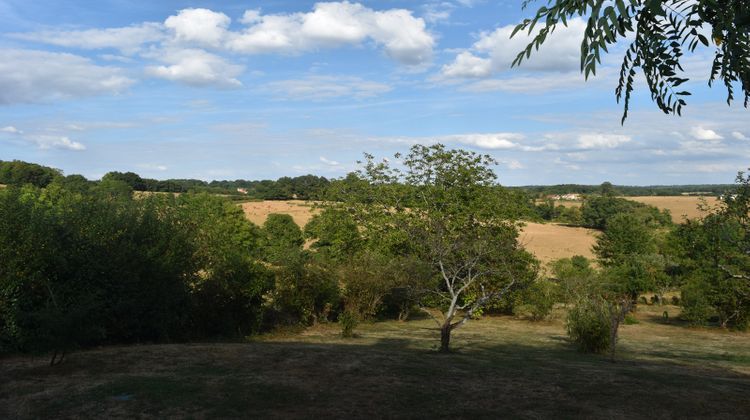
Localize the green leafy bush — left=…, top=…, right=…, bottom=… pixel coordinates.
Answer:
left=566, top=298, right=611, bottom=354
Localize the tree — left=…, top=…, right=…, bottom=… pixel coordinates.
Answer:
left=514, top=0, right=750, bottom=122
left=670, top=172, right=750, bottom=329
left=262, top=213, right=304, bottom=265
left=339, top=144, right=538, bottom=352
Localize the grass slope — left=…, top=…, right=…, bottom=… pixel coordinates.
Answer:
left=2, top=304, right=749, bottom=419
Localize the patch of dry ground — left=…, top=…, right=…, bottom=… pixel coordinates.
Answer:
left=628, top=196, right=719, bottom=222
left=239, top=201, right=597, bottom=263
left=2, top=305, right=749, bottom=418
left=241, top=200, right=319, bottom=227
left=520, top=222, right=597, bottom=263
left=553, top=196, right=720, bottom=222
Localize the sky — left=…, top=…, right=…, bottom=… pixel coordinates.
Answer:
left=0, top=0, right=748, bottom=185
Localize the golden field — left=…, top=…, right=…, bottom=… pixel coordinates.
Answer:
left=553, top=195, right=720, bottom=222
left=240, top=200, right=597, bottom=263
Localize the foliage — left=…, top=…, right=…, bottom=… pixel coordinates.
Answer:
left=550, top=255, right=598, bottom=303
left=263, top=257, right=340, bottom=326
left=566, top=296, right=612, bottom=353
left=262, top=213, right=305, bottom=265
left=0, top=185, right=195, bottom=358
left=581, top=195, right=671, bottom=230
left=594, top=212, right=656, bottom=265
left=671, top=183, right=750, bottom=329
left=513, top=278, right=558, bottom=320
left=338, top=310, right=359, bottom=338
left=0, top=160, right=61, bottom=188
left=304, top=208, right=363, bottom=262
left=175, top=194, right=271, bottom=338
left=332, top=144, right=538, bottom=351
left=514, top=0, right=750, bottom=122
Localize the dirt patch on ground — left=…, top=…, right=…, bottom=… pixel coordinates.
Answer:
left=520, top=222, right=597, bottom=263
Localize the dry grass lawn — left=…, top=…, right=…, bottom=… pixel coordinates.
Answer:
left=2, top=304, right=749, bottom=419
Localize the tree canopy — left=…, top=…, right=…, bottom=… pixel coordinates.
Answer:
left=514, top=0, right=750, bottom=122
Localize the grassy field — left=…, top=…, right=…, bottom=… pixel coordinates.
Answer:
left=2, top=304, right=748, bottom=418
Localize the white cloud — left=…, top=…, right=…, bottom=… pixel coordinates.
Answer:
left=165, top=8, right=230, bottom=48
left=0, top=49, right=135, bottom=104
left=264, top=76, right=391, bottom=100
left=505, top=159, right=524, bottom=169
left=443, top=132, right=524, bottom=149
left=30, top=135, right=86, bottom=151
left=10, top=23, right=165, bottom=55
left=320, top=156, right=340, bottom=166
left=1, top=126, right=22, bottom=134
left=227, top=2, right=434, bottom=65
left=441, top=18, right=585, bottom=79
left=732, top=131, right=748, bottom=140
left=145, top=48, right=244, bottom=88
left=240, top=9, right=262, bottom=25
left=442, top=51, right=492, bottom=78
left=577, top=134, right=631, bottom=149
left=690, top=126, right=723, bottom=141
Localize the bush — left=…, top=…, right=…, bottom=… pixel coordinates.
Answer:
left=339, top=311, right=359, bottom=338
left=566, top=298, right=611, bottom=353
left=680, top=278, right=715, bottom=326
left=514, top=278, right=558, bottom=321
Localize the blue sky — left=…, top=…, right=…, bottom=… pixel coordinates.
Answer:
left=0, top=0, right=748, bottom=185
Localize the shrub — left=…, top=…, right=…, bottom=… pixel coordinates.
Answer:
left=680, top=278, right=714, bottom=326
left=514, top=278, right=558, bottom=321
left=566, top=297, right=611, bottom=353
left=339, top=311, right=359, bottom=338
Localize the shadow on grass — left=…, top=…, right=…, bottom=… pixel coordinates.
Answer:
left=2, top=332, right=750, bottom=419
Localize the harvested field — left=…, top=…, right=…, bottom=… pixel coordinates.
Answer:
left=241, top=200, right=320, bottom=227
left=2, top=305, right=749, bottom=419
left=520, top=222, right=597, bottom=263
left=552, top=195, right=720, bottom=222
left=239, top=201, right=597, bottom=264
left=628, top=196, right=719, bottom=222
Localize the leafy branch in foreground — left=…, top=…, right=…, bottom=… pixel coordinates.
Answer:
left=512, top=0, right=750, bottom=123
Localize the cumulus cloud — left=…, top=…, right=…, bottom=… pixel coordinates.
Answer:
left=441, top=17, right=585, bottom=79
left=165, top=8, right=230, bottom=48
left=732, top=131, right=748, bottom=140
left=226, top=2, right=434, bottom=65
left=0, top=49, right=135, bottom=104
left=690, top=126, right=723, bottom=141
left=264, top=76, right=391, bottom=100
left=10, top=23, right=165, bottom=55
left=577, top=134, right=631, bottom=149
left=145, top=48, right=244, bottom=87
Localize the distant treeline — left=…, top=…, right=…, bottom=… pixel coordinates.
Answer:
left=515, top=183, right=733, bottom=197
left=0, top=160, right=330, bottom=200
left=0, top=159, right=735, bottom=202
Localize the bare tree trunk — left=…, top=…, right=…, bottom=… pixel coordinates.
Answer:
left=440, top=322, right=452, bottom=352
